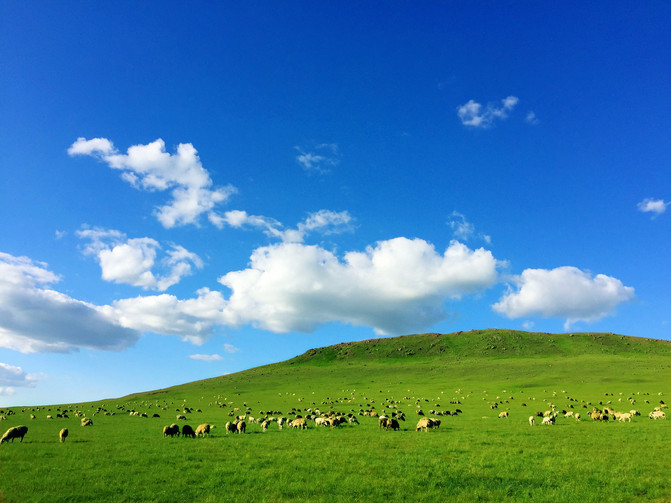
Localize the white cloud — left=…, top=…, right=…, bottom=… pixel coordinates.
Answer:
left=295, top=144, right=339, bottom=174
left=210, top=209, right=353, bottom=243
left=447, top=211, right=491, bottom=244
left=68, top=138, right=236, bottom=228
left=104, top=237, right=500, bottom=340
left=492, top=266, right=635, bottom=329
left=525, top=111, right=539, bottom=125
left=218, top=238, right=501, bottom=335
left=189, top=354, right=224, bottom=361
left=637, top=198, right=669, bottom=217
left=223, top=343, right=239, bottom=353
left=78, top=228, right=203, bottom=291
left=0, top=363, right=38, bottom=392
left=0, top=252, right=140, bottom=353
left=457, top=96, right=519, bottom=128
left=109, top=288, right=227, bottom=345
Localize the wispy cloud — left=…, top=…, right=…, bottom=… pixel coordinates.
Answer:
left=295, top=144, right=339, bottom=174
left=68, top=138, right=236, bottom=228
left=457, top=96, right=519, bottom=128
left=189, top=354, right=224, bottom=361
left=637, top=198, right=669, bottom=218
left=525, top=111, right=539, bottom=125
left=447, top=211, right=491, bottom=244
left=210, top=209, right=353, bottom=243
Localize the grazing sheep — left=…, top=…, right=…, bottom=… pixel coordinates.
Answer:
left=541, top=415, right=555, bottom=425
left=290, top=418, right=307, bottom=429
left=315, top=417, right=329, bottom=427
left=1, top=426, right=28, bottom=443
left=176, top=415, right=187, bottom=421
left=225, top=421, right=236, bottom=434
left=349, top=416, right=359, bottom=425
left=378, top=416, right=390, bottom=429
left=236, top=421, right=246, bottom=434
left=163, top=424, right=180, bottom=437
left=416, top=417, right=435, bottom=432
left=529, top=416, right=535, bottom=426
left=618, top=413, right=632, bottom=422
left=649, top=410, right=666, bottom=420
left=388, top=418, right=400, bottom=431
left=498, top=411, right=509, bottom=419
left=195, top=424, right=211, bottom=437
left=81, top=418, right=93, bottom=427
left=181, top=425, right=196, bottom=438
left=59, top=428, right=68, bottom=443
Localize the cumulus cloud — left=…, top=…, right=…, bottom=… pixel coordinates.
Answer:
left=77, top=228, right=203, bottom=291
left=0, top=252, right=140, bottom=353
left=210, top=209, right=353, bottom=243
left=218, top=238, right=501, bottom=335
left=108, top=288, right=227, bottom=345
left=637, top=198, right=669, bottom=217
left=104, top=237, right=501, bottom=339
left=492, top=266, right=635, bottom=329
left=189, top=354, right=224, bottom=361
left=457, top=96, right=519, bottom=128
left=295, top=144, right=339, bottom=174
left=0, top=363, right=38, bottom=395
left=68, top=137, right=236, bottom=228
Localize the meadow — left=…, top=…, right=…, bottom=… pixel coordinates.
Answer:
left=1, top=330, right=670, bottom=502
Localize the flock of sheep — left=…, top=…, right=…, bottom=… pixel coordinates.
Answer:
left=0, top=388, right=667, bottom=446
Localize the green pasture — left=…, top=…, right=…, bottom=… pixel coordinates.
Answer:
left=1, top=330, right=670, bottom=502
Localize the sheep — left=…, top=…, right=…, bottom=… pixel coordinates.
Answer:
left=290, top=418, right=307, bottom=429
left=181, top=425, right=196, bottom=438
left=498, top=411, right=509, bottom=419
left=176, top=415, right=187, bottom=421
left=163, top=424, right=180, bottom=437
left=416, top=417, right=435, bottom=432
left=378, top=416, right=390, bottom=429
left=349, top=416, right=359, bottom=425
left=225, top=421, right=236, bottom=433
left=541, top=415, right=555, bottom=425
left=649, top=410, right=665, bottom=420
left=529, top=416, right=535, bottom=426
left=59, top=428, right=68, bottom=443
left=618, top=413, right=632, bottom=422
left=81, top=418, right=93, bottom=427
left=195, top=424, right=211, bottom=437
left=236, top=421, right=246, bottom=434
left=315, top=417, right=329, bottom=427
left=388, top=418, right=400, bottom=431
left=1, top=425, right=28, bottom=443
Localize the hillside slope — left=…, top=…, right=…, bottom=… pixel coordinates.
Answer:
left=119, top=329, right=671, bottom=406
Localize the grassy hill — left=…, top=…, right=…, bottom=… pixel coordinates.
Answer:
left=2, top=329, right=670, bottom=503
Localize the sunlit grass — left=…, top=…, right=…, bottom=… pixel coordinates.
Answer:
left=1, top=330, right=669, bottom=502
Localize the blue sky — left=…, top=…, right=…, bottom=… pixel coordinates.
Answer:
left=1, top=2, right=669, bottom=406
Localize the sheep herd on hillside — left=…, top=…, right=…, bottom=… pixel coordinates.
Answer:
left=0, top=388, right=667, bottom=446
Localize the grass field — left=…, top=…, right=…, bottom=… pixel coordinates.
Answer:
left=1, top=330, right=670, bottom=502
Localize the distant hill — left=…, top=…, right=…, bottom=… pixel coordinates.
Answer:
left=285, top=329, right=671, bottom=364
left=117, top=329, right=671, bottom=406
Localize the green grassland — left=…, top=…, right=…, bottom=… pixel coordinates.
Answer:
left=1, top=329, right=670, bottom=502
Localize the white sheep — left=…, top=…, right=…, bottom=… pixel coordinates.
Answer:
left=528, top=416, right=535, bottom=426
